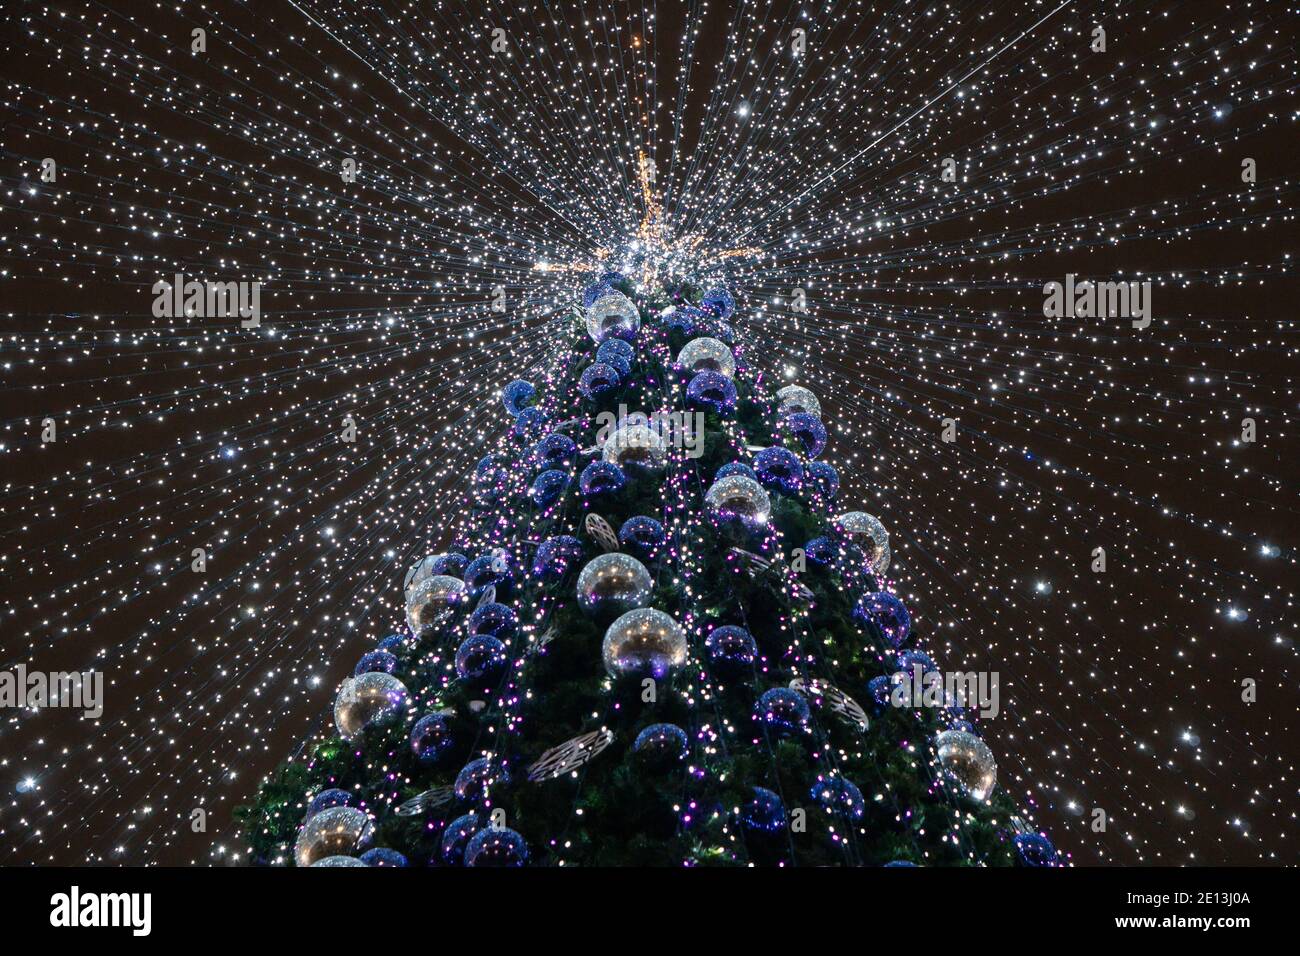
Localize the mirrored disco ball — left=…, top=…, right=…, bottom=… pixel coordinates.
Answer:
left=293, top=805, right=374, bottom=867
left=576, top=552, right=653, bottom=618
left=405, top=574, right=467, bottom=636
left=676, top=336, right=736, bottom=378
left=602, top=423, right=666, bottom=470
left=704, top=475, right=771, bottom=530
left=933, top=729, right=998, bottom=802
left=333, top=672, right=409, bottom=738
left=585, top=292, right=640, bottom=343
left=776, top=384, right=822, bottom=419
left=602, top=608, right=688, bottom=680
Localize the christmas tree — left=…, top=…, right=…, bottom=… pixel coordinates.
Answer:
left=239, top=241, right=1058, bottom=866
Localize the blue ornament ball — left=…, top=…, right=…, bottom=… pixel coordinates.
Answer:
left=632, top=723, right=689, bottom=768
left=686, top=370, right=737, bottom=415
left=472, top=457, right=510, bottom=502
left=701, top=287, right=735, bottom=320
left=666, top=306, right=703, bottom=336
left=305, top=788, right=351, bottom=820
left=809, top=774, right=865, bottom=820
left=410, top=713, right=455, bottom=765
left=884, top=860, right=918, bottom=867
left=469, top=602, right=518, bottom=638
left=596, top=337, right=634, bottom=367
left=430, top=552, right=469, bottom=577
left=532, top=535, right=584, bottom=580
left=533, top=433, right=577, bottom=470
left=618, top=516, right=666, bottom=558
left=360, top=847, right=408, bottom=867
left=704, top=625, right=757, bottom=677
left=579, top=461, right=625, bottom=496
left=354, top=649, right=398, bottom=676
left=376, top=633, right=406, bottom=651
left=502, top=379, right=536, bottom=416
left=895, top=649, right=935, bottom=675
left=710, top=321, right=736, bottom=344
left=464, top=551, right=513, bottom=594
left=805, top=460, right=839, bottom=499
left=784, top=412, right=827, bottom=458
left=1014, top=833, right=1060, bottom=867
left=804, top=536, right=838, bottom=567
left=715, top=461, right=757, bottom=482
left=465, top=826, right=529, bottom=867
left=579, top=362, right=621, bottom=399
left=512, top=406, right=549, bottom=441
left=853, top=591, right=912, bottom=647
left=740, top=786, right=786, bottom=833
left=754, top=687, right=810, bottom=736
left=530, top=469, right=570, bottom=508
left=454, top=757, right=509, bottom=803
left=582, top=280, right=612, bottom=309
left=867, top=674, right=893, bottom=711
left=753, top=446, right=804, bottom=495
left=439, top=813, right=483, bottom=866
left=455, top=634, right=508, bottom=683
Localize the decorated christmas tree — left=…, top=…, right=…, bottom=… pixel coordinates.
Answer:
left=238, top=236, right=1058, bottom=867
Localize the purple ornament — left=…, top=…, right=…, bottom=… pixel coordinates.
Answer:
left=430, top=553, right=469, bottom=577
left=439, top=812, right=483, bottom=865
left=410, top=713, right=455, bottom=765
left=513, top=407, right=549, bottom=441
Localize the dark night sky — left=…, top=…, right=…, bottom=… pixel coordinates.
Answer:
left=0, top=0, right=1295, bottom=865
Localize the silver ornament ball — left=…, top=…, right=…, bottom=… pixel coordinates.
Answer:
left=934, top=729, right=997, bottom=802
left=776, top=385, right=821, bottom=419
left=585, top=292, right=640, bottom=343
left=676, top=337, right=736, bottom=378
left=705, top=475, right=772, bottom=529
left=405, top=573, right=467, bottom=636
left=294, top=805, right=374, bottom=867
left=602, top=422, right=666, bottom=470
left=835, top=511, right=891, bottom=575
left=602, top=608, right=688, bottom=680
left=576, top=552, right=654, bottom=618
left=333, top=672, right=409, bottom=739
